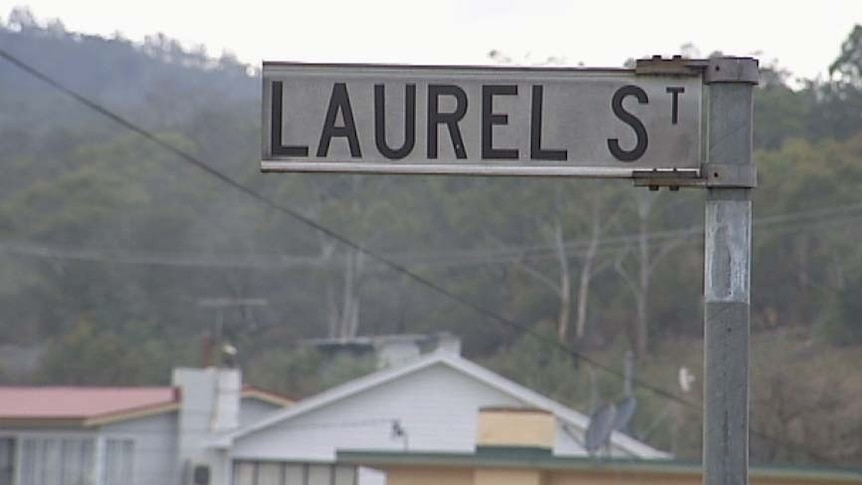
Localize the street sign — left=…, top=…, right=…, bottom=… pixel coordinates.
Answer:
left=259, top=56, right=758, bottom=485
left=261, top=62, right=702, bottom=177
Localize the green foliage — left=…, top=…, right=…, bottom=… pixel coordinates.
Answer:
left=830, top=25, right=862, bottom=82
left=754, top=84, right=813, bottom=150
left=2, top=22, right=862, bottom=374
left=749, top=331, right=862, bottom=464
left=319, top=353, right=377, bottom=390
left=753, top=136, right=862, bottom=330
left=37, top=319, right=172, bottom=385
left=484, top=322, right=586, bottom=407
left=820, top=273, right=862, bottom=345
left=245, top=347, right=376, bottom=398
left=245, top=348, right=324, bottom=398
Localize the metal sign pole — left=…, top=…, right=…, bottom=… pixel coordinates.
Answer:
left=702, top=57, right=759, bottom=485
left=260, top=56, right=761, bottom=483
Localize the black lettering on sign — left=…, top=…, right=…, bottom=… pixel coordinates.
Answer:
left=607, top=85, right=649, bottom=162
left=666, top=87, right=685, bottom=125
left=427, top=85, right=468, bottom=159
left=374, top=84, right=416, bottom=160
left=317, top=82, right=362, bottom=158
left=270, top=81, right=309, bottom=157
left=481, top=85, right=518, bottom=160
left=530, top=85, right=567, bottom=161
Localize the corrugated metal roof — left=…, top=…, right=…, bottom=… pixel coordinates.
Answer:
left=0, top=384, right=292, bottom=424
left=0, top=386, right=178, bottom=419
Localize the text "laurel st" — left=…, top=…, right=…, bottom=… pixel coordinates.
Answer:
left=270, top=82, right=688, bottom=163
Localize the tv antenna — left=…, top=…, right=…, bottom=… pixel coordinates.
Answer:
left=197, top=297, right=268, bottom=366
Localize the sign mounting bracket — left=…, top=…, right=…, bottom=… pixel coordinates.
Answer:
left=632, top=163, right=757, bottom=190
left=635, top=55, right=708, bottom=77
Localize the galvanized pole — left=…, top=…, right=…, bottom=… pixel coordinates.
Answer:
left=703, top=57, right=759, bottom=485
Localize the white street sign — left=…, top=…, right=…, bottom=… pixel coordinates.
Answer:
left=261, top=63, right=702, bottom=177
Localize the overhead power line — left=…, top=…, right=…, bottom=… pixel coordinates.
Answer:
left=0, top=240, right=328, bottom=270
left=0, top=48, right=855, bottom=469
left=0, top=47, right=660, bottom=396
left=4, top=201, right=862, bottom=270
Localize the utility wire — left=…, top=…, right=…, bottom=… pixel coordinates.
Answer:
left=0, top=46, right=671, bottom=401
left=1, top=48, right=856, bottom=469
left=6, top=184, right=862, bottom=270
left=5, top=196, right=862, bottom=270
left=0, top=207, right=704, bottom=268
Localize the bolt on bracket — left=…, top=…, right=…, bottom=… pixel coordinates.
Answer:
left=633, top=164, right=756, bottom=190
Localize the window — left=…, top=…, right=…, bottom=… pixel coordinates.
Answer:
left=102, top=439, right=134, bottom=485
left=256, top=463, right=281, bottom=485
left=12, top=436, right=134, bottom=485
left=19, top=437, right=95, bottom=485
left=283, top=465, right=304, bottom=485
left=234, top=462, right=256, bottom=485
left=306, top=465, right=330, bottom=485
left=0, top=438, right=14, bottom=485
left=233, top=462, right=357, bottom=485
left=333, top=467, right=356, bottom=485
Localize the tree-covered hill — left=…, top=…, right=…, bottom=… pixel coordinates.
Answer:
left=1, top=7, right=861, bottom=466
left=0, top=7, right=256, bottom=166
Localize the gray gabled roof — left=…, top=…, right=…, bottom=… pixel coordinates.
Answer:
left=214, top=351, right=669, bottom=459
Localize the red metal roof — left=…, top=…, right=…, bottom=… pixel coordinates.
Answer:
left=0, top=386, right=178, bottom=420
left=0, top=385, right=292, bottom=425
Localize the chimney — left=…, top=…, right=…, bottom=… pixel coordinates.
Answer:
left=211, top=368, right=241, bottom=431
left=375, top=337, right=421, bottom=368
left=474, top=408, right=552, bottom=485
left=435, top=333, right=462, bottom=356
left=172, top=367, right=242, bottom=464
left=476, top=407, right=555, bottom=451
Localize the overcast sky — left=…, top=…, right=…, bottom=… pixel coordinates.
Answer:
left=2, top=0, right=860, bottom=81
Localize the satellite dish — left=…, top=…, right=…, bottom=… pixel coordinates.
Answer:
left=584, top=402, right=617, bottom=454
left=612, top=396, right=637, bottom=433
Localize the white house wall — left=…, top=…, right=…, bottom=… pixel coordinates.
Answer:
left=239, top=398, right=283, bottom=428
left=231, top=363, right=525, bottom=461
left=101, top=411, right=180, bottom=485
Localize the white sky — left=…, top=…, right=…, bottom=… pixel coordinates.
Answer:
left=2, top=0, right=860, bottom=81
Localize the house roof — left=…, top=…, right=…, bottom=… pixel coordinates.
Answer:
left=217, top=352, right=668, bottom=459
left=0, top=384, right=292, bottom=427
left=0, top=386, right=177, bottom=419
left=0, top=386, right=179, bottom=426
left=240, top=386, right=296, bottom=407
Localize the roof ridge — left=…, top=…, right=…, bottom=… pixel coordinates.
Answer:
left=216, top=352, right=451, bottom=445
left=216, top=351, right=666, bottom=458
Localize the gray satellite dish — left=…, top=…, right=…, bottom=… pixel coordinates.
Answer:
left=584, top=402, right=617, bottom=454
left=612, top=396, right=637, bottom=433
